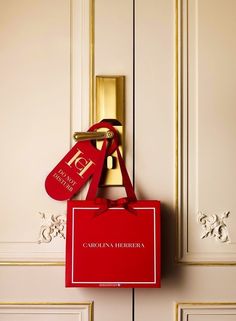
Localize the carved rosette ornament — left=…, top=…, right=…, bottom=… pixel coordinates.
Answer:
left=38, top=212, right=66, bottom=244
left=197, top=211, right=230, bottom=243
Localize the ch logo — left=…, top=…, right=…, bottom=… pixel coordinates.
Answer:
left=66, top=149, right=95, bottom=178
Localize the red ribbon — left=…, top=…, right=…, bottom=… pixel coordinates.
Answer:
left=94, top=197, right=137, bottom=215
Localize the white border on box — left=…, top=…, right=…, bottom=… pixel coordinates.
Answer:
left=71, top=207, right=157, bottom=284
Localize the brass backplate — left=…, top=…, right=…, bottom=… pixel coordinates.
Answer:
left=92, top=76, right=125, bottom=186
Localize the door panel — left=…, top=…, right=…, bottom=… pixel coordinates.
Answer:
left=178, top=0, right=236, bottom=263
left=177, top=303, right=236, bottom=321
left=0, top=304, right=92, bottom=321
left=0, top=0, right=71, bottom=262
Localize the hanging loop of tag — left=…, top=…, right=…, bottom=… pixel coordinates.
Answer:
left=45, top=122, right=118, bottom=201
left=86, top=122, right=137, bottom=203
left=88, top=121, right=120, bottom=156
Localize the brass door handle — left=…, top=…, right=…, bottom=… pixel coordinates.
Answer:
left=73, top=130, right=114, bottom=142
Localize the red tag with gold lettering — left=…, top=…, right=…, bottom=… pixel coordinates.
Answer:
left=45, top=122, right=119, bottom=201
left=45, top=140, right=106, bottom=201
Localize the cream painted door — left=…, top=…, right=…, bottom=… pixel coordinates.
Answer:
left=0, top=1, right=131, bottom=321
left=95, top=0, right=236, bottom=320
left=1, top=1, right=236, bottom=321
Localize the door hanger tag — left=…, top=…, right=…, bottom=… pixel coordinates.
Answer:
left=45, top=122, right=118, bottom=201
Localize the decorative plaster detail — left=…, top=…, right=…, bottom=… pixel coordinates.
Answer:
left=197, top=211, right=230, bottom=243
left=38, top=212, right=66, bottom=244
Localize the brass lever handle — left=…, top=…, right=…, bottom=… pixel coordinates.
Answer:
left=73, top=130, right=114, bottom=142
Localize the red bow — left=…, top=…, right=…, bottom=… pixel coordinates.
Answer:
left=94, top=197, right=136, bottom=215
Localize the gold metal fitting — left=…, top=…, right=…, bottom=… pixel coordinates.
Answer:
left=73, top=130, right=114, bottom=142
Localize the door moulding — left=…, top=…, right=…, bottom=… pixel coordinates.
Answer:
left=0, top=302, right=93, bottom=321
left=175, top=0, right=236, bottom=265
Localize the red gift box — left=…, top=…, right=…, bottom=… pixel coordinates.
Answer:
left=66, top=199, right=160, bottom=288
left=65, top=124, right=161, bottom=288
